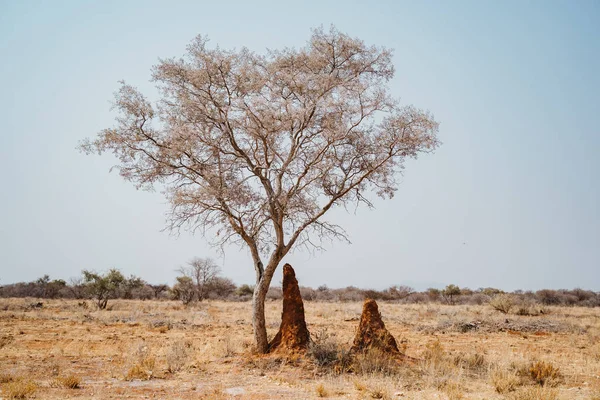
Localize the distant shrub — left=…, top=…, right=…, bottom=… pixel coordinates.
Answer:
left=489, top=294, right=515, bottom=314
left=442, top=284, right=462, bottom=305
left=266, top=287, right=282, bottom=300
left=299, top=286, right=317, bottom=301
left=235, top=284, right=254, bottom=297
left=335, top=286, right=363, bottom=302
left=536, top=290, right=561, bottom=305
left=465, top=293, right=489, bottom=305
left=426, top=288, right=441, bottom=301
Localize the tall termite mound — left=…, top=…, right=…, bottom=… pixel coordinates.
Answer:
left=351, top=299, right=400, bottom=354
left=268, top=264, right=311, bottom=352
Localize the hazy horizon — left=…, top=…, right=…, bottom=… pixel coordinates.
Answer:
left=1, top=1, right=598, bottom=292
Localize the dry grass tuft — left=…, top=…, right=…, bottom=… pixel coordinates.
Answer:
left=315, top=383, right=329, bottom=397
left=508, top=385, right=559, bottom=400
left=352, top=349, right=399, bottom=376
left=125, top=342, right=156, bottom=380
left=353, top=379, right=367, bottom=392
left=490, top=366, right=521, bottom=393
left=368, top=385, right=390, bottom=399
left=0, top=335, right=14, bottom=349
left=422, top=339, right=445, bottom=364
left=528, top=360, right=561, bottom=386
left=1, top=378, right=37, bottom=399
left=420, top=339, right=463, bottom=390
left=125, top=357, right=156, bottom=381
left=53, top=374, right=81, bottom=389
left=442, top=380, right=465, bottom=400
left=197, top=386, right=226, bottom=400
left=453, top=351, right=486, bottom=374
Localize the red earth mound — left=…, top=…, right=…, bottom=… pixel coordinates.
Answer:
left=268, top=264, right=311, bottom=352
left=351, top=298, right=400, bottom=354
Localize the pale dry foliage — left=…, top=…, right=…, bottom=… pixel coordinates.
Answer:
left=80, top=26, right=439, bottom=352
left=1, top=298, right=599, bottom=399
left=52, top=374, right=81, bottom=389
left=490, top=366, right=521, bottom=393
left=1, top=378, right=37, bottom=399
left=489, top=293, right=515, bottom=314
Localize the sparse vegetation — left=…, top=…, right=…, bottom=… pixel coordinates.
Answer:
left=0, top=297, right=598, bottom=398
left=315, top=383, right=328, bottom=397
left=490, top=366, right=521, bottom=393
left=1, top=378, right=37, bottom=399
left=125, top=344, right=156, bottom=381
left=53, top=375, right=81, bottom=389
left=166, top=340, right=191, bottom=373
left=528, top=360, right=561, bottom=386
left=508, top=386, right=559, bottom=400
left=489, top=293, right=515, bottom=314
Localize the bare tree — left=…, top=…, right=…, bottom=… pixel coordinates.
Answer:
left=178, top=257, right=220, bottom=301
left=80, top=27, right=439, bottom=353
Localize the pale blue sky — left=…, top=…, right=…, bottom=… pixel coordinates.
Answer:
left=0, top=0, right=598, bottom=290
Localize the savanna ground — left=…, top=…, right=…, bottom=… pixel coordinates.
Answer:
left=1, top=298, right=600, bottom=399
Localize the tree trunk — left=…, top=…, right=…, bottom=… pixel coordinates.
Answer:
left=252, top=278, right=270, bottom=353
left=251, top=258, right=280, bottom=354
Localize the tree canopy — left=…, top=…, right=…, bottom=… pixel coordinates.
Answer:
left=81, top=27, right=439, bottom=352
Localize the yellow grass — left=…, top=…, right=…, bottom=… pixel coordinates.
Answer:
left=0, top=298, right=599, bottom=399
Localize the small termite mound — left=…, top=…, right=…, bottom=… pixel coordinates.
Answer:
left=351, top=299, right=400, bottom=354
left=268, top=264, right=311, bottom=352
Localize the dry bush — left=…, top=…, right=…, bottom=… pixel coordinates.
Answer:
left=308, top=339, right=342, bottom=367
left=528, top=360, right=561, bottom=386
left=307, top=329, right=351, bottom=371
left=489, top=294, right=515, bottom=314
left=166, top=340, right=191, bottom=373
left=453, top=351, right=486, bottom=374
left=351, top=349, right=399, bottom=376
left=442, top=380, right=465, bottom=400
left=490, top=366, right=521, bottom=393
left=515, top=302, right=547, bottom=316
left=422, top=340, right=445, bottom=365
left=125, top=343, right=156, bottom=380
left=508, top=385, right=558, bottom=400
left=0, top=373, right=14, bottom=383
left=125, top=356, right=156, bottom=380
left=420, top=340, right=462, bottom=390
left=1, top=378, right=37, bottom=399
left=53, top=374, right=81, bottom=389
